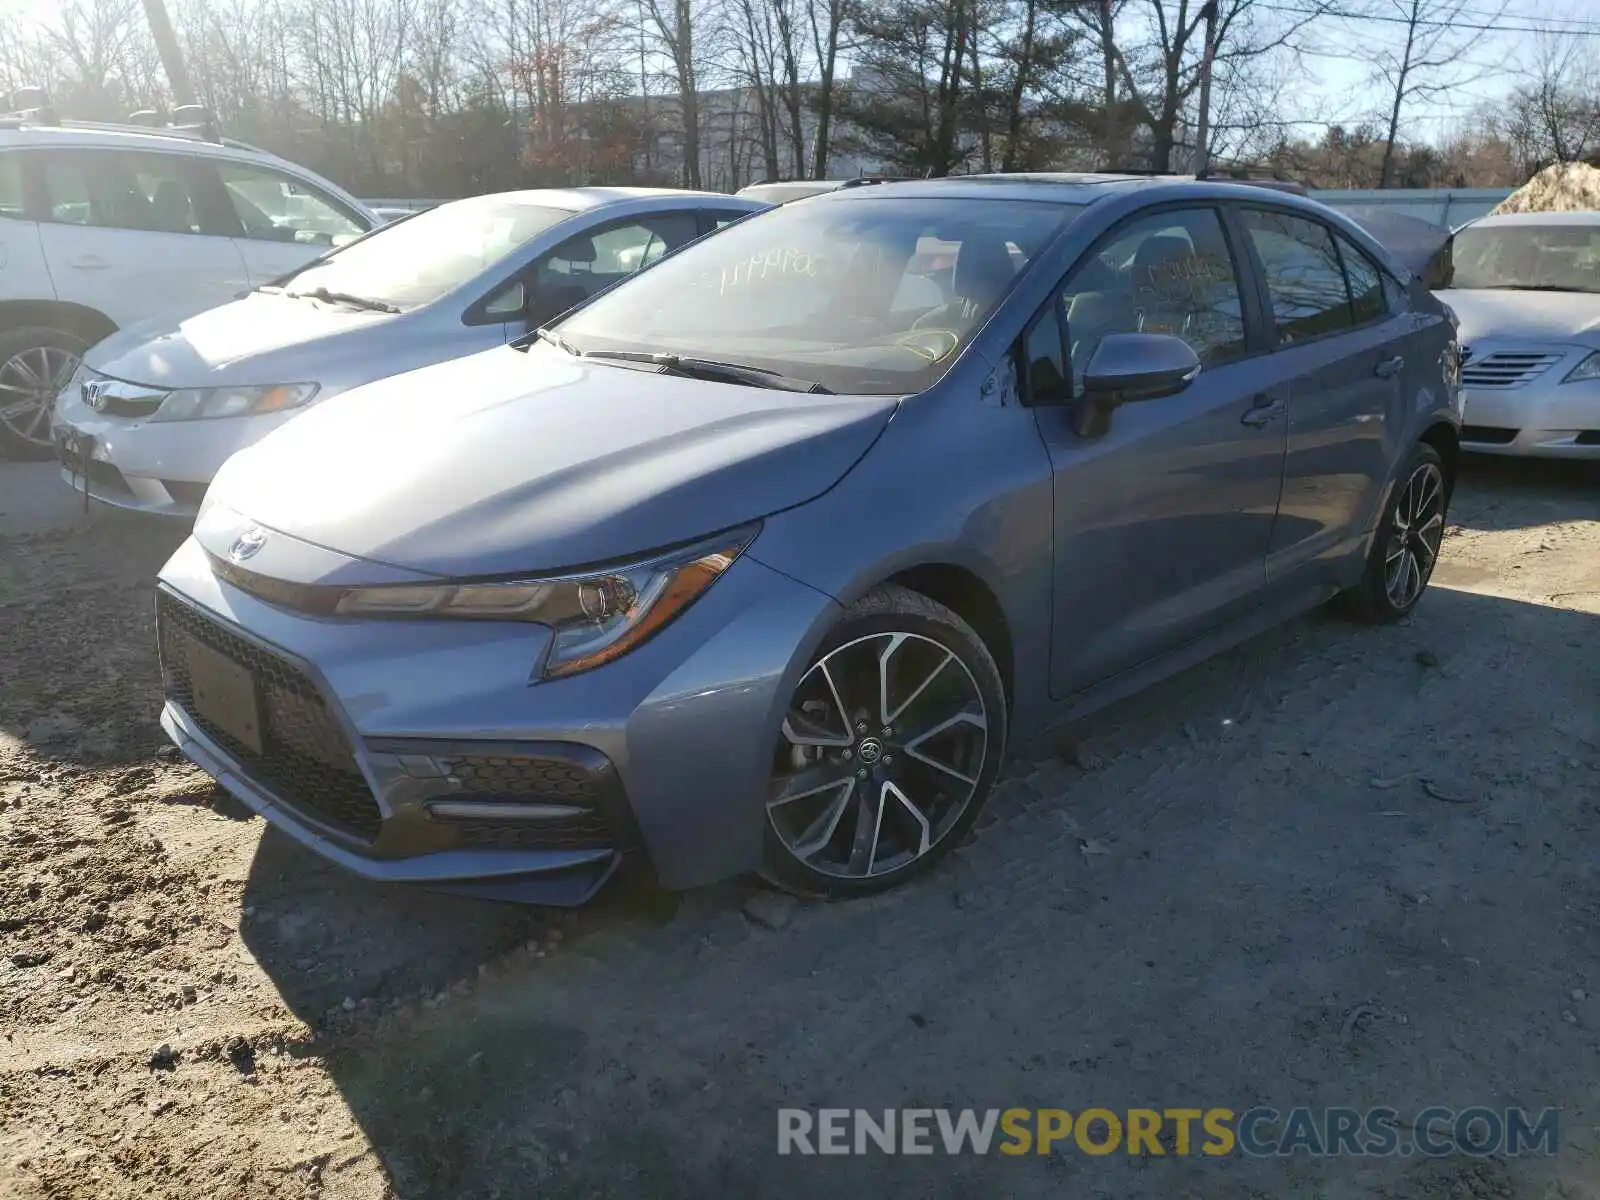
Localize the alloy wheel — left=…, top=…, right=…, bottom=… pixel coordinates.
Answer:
left=768, top=632, right=989, bottom=880
left=1383, top=460, right=1445, bottom=610
left=0, top=345, right=79, bottom=449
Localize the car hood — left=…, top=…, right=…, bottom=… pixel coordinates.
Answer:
left=1436, top=288, right=1600, bottom=347
left=207, top=345, right=901, bottom=577
left=86, top=292, right=393, bottom=387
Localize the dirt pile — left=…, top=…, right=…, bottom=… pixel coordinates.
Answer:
left=1492, top=161, right=1600, bottom=213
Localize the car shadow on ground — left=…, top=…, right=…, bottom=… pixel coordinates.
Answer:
left=240, top=584, right=1598, bottom=1200
left=1450, top=456, right=1600, bottom=533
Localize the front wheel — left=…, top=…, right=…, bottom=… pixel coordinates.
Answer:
left=0, top=326, right=89, bottom=460
left=761, top=585, right=1007, bottom=899
left=1341, top=442, right=1449, bottom=622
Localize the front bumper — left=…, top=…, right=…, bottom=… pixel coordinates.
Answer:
left=1459, top=347, right=1600, bottom=459
left=155, top=535, right=840, bottom=901
left=52, top=389, right=297, bottom=517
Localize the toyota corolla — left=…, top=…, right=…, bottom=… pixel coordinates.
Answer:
left=155, top=175, right=1461, bottom=905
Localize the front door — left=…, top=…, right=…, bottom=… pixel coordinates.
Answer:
left=1031, top=205, right=1287, bottom=697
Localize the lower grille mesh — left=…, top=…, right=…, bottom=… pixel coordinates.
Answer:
left=156, top=592, right=381, bottom=842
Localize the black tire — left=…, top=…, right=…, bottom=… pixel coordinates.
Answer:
left=760, top=584, right=1008, bottom=899
left=0, top=326, right=89, bottom=460
left=1340, top=441, right=1449, bottom=623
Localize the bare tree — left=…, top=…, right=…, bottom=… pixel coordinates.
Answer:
left=1499, top=29, right=1600, bottom=173
left=1350, top=0, right=1505, bottom=188
left=807, top=0, right=847, bottom=176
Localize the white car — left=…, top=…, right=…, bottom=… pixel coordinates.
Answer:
left=1442, top=211, right=1600, bottom=458
left=0, top=105, right=377, bottom=458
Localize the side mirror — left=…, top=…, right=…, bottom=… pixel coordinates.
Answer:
left=1071, top=333, right=1200, bottom=438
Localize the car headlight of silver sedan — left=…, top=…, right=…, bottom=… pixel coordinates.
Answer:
left=151, top=383, right=320, bottom=421
left=334, top=524, right=759, bottom=678
left=1562, top=352, right=1600, bottom=384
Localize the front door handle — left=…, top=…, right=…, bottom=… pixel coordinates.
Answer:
left=1375, top=355, right=1405, bottom=379
left=1240, top=396, right=1284, bottom=428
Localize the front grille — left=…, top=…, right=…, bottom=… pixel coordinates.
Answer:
left=427, top=752, right=619, bottom=852
left=1460, top=351, right=1564, bottom=389
left=1461, top=424, right=1519, bottom=445
left=447, top=814, right=613, bottom=851
left=156, top=592, right=382, bottom=842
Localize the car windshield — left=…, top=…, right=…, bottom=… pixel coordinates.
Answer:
left=1449, top=222, right=1600, bottom=293
left=555, top=196, right=1083, bottom=394
left=283, top=197, right=576, bottom=310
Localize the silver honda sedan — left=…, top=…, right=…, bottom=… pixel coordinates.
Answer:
left=155, top=175, right=1461, bottom=906
left=52, top=188, right=765, bottom=517
left=1443, top=211, right=1600, bottom=458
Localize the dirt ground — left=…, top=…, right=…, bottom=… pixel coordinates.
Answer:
left=0, top=456, right=1597, bottom=1199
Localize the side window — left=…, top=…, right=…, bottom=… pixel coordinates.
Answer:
left=213, top=161, right=364, bottom=246
left=1337, top=235, right=1387, bottom=325
left=1060, top=206, right=1246, bottom=390
left=0, top=154, right=24, bottom=220
left=1021, top=306, right=1069, bottom=403
left=1239, top=209, right=1354, bottom=344
left=37, top=150, right=203, bottom=234
left=540, top=213, right=700, bottom=287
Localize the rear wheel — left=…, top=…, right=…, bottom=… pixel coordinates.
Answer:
left=761, top=585, right=1007, bottom=898
left=1342, top=442, right=1449, bottom=622
left=0, top=326, right=88, bottom=460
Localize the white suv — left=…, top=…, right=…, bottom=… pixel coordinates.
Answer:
left=0, top=108, right=377, bottom=458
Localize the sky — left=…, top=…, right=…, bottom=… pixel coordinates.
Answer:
left=9, top=0, right=1600, bottom=145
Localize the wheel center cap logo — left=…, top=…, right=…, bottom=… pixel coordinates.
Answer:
left=857, top=737, right=884, bottom=765
left=229, top=526, right=267, bottom=563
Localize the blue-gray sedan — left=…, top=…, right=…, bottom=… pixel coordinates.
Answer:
left=154, top=173, right=1463, bottom=905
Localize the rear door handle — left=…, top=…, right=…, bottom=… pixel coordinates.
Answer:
left=67, top=255, right=110, bottom=271
left=1240, top=396, right=1284, bottom=428
left=1375, top=355, right=1405, bottom=379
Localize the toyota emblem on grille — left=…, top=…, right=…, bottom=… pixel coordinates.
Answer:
left=82, top=379, right=109, bottom=411
left=229, top=526, right=267, bottom=562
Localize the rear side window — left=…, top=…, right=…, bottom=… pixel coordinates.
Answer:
left=0, top=154, right=23, bottom=219
left=1059, top=205, right=1247, bottom=387
left=1337, top=235, right=1387, bottom=325
left=1239, top=209, right=1353, bottom=344
left=37, top=150, right=206, bottom=234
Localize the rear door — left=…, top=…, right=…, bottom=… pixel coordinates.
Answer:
left=1233, top=207, right=1407, bottom=579
left=29, top=148, right=250, bottom=326
left=1030, top=204, right=1287, bottom=697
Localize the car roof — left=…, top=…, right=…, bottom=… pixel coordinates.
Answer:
left=460, top=186, right=764, bottom=213
left=1464, top=210, right=1600, bottom=227
left=803, top=172, right=1316, bottom=208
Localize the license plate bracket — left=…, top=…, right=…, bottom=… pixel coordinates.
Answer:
left=184, top=636, right=263, bottom=755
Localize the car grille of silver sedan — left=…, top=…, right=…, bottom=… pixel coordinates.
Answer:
left=1460, top=350, right=1564, bottom=389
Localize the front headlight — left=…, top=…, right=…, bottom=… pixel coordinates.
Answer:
left=334, top=524, right=759, bottom=679
left=150, top=383, right=319, bottom=421
left=1562, top=352, right=1600, bottom=384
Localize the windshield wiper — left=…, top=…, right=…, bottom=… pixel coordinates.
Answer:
left=582, top=350, right=833, bottom=394
left=284, top=286, right=399, bottom=313
left=533, top=327, right=579, bottom=355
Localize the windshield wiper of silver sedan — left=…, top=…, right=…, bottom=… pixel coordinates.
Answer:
left=533, top=326, right=579, bottom=355
left=581, top=350, right=834, bottom=394
left=283, top=286, right=400, bottom=313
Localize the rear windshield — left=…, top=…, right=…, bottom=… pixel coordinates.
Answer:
left=1449, top=223, right=1600, bottom=294
left=556, top=196, right=1083, bottom=395
left=285, top=197, right=575, bottom=309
